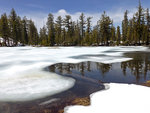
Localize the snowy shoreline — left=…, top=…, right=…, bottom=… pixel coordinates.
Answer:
left=64, top=83, right=150, bottom=113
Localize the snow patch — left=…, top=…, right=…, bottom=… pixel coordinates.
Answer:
left=64, top=83, right=150, bottom=113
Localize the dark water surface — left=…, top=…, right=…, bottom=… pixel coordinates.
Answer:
left=48, top=51, right=150, bottom=84
left=0, top=51, right=150, bottom=113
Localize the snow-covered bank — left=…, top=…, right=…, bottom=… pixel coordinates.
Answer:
left=0, top=46, right=148, bottom=102
left=64, top=83, right=150, bottom=113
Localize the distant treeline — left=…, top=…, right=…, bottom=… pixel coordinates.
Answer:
left=0, top=1, right=150, bottom=46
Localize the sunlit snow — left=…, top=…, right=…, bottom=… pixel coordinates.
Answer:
left=0, top=71, right=75, bottom=102
left=65, top=83, right=150, bottom=113
left=0, top=46, right=148, bottom=102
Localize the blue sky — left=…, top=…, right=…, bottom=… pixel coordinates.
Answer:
left=0, top=0, right=150, bottom=13
left=0, top=0, right=150, bottom=30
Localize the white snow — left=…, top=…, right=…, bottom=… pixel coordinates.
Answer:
left=0, top=37, right=15, bottom=46
left=0, top=71, right=75, bottom=102
left=64, top=83, right=150, bottom=113
left=0, top=46, right=148, bottom=102
left=0, top=38, right=4, bottom=43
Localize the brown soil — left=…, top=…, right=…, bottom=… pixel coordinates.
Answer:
left=141, top=80, right=150, bottom=87
left=57, top=96, right=90, bottom=113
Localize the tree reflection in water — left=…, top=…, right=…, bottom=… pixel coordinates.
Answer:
left=49, top=52, right=150, bottom=84
left=121, top=52, right=150, bottom=82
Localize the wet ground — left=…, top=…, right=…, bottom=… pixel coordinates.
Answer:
left=0, top=51, right=150, bottom=113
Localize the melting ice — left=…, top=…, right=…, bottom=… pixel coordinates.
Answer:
left=0, top=46, right=148, bottom=102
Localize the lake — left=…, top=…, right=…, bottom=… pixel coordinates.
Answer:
left=0, top=46, right=149, bottom=113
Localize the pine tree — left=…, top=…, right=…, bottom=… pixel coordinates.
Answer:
left=28, top=20, right=39, bottom=45
left=9, top=8, right=18, bottom=45
left=74, top=20, right=80, bottom=45
left=110, top=24, right=116, bottom=45
left=0, top=13, right=10, bottom=46
left=16, top=16, right=23, bottom=43
left=132, top=16, right=138, bottom=44
left=47, top=13, right=55, bottom=46
left=39, top=26, right=48, bottom=46
left=63, top=15, right=72, bottom=45
left=55, top=16, right=63, bottom=45
left=127, top=19, right=133, bottom=45
left=122, top=10, right=129, bottom=42
left=92, top=24, right=99, bottom=45
left=70, top=21, right=75, bottom=45
left=116, top=26, right=121, bottom=45
left=85, top=17, right=92, bottom=45
left=135, top=0, right=144, bottom=45
left=146, top=8, right=150, bottom=45
left=142, top=25, right=147, bottom=44
left=99, top=11, right=112, bottom=46
left=141, top=16, right=146, bottom=44
left=0, top=18, right=1, bottom=37
left=62, top=28, right=66, bottom=45
left=22, top=16, right=28, bottom=45
left=79, top=13, right=86, bottom=45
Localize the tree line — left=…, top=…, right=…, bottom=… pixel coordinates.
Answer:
left=0, top=1, right=150, bottom=46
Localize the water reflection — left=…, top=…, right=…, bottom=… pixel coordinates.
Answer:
left=48, top=52, right=150, bottom=84
left=122, top=52, right=150, bottom=82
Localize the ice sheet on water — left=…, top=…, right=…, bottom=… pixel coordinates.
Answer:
left=0, top=71, right=75, bottom=102
left=0, top=46, right=148, bottom=102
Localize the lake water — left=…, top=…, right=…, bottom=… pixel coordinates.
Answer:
left=0, top=46, right=149, bottom=113
left=48, top=51, right=150, bottom=84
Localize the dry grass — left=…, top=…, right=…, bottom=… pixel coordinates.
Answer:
left=141, top=80, right=150, bottom=87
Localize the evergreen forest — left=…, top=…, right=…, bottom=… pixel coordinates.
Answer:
left=0, top=1, right=150, bottom=46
